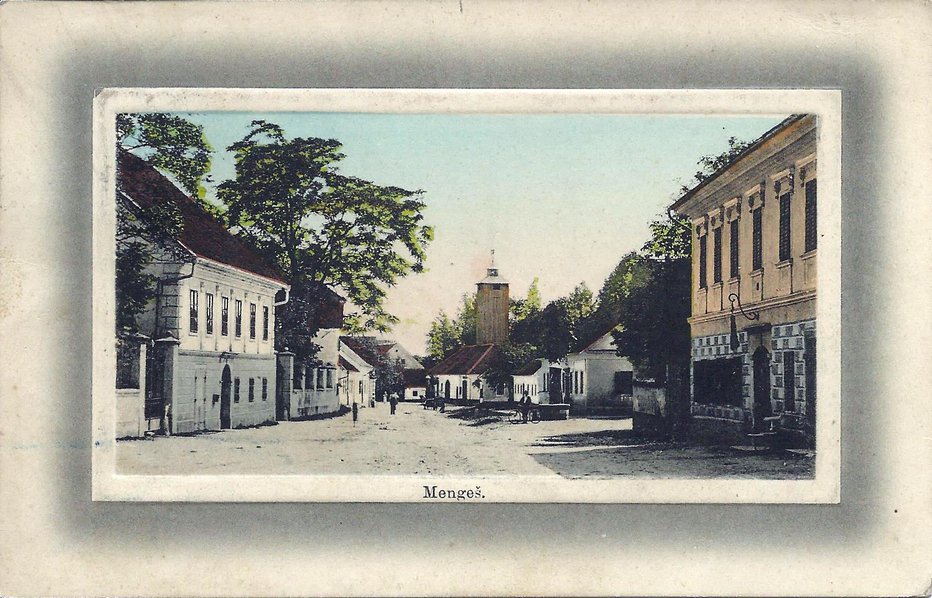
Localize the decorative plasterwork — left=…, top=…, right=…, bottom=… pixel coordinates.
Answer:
left=796, top=153, right=817, bottom=186
left=745, top=182, right=765, bottom=212
left=770, top=166, right=796, bottom=196
left=692, top=215, right=708, bottom=237
left=723, top=196, right=742, bottom=222
left=707, top=207, right=724, bottom=229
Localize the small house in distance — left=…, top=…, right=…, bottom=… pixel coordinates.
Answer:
left=338, top=338, right=377, bottom=407
left=428, top=344, right=505, bottom=402
left=565, top=325, right=634, bottom=415
left=512, top=359, right=548, bottom=404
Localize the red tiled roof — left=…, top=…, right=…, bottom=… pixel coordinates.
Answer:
left=117, top=150, right=287, bottom=285
left=339, top=356, right=358, bottom=372
left=428, top=344, right=501, bottom=376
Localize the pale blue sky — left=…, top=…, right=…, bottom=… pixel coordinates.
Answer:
left=181, top=112, right=786, bottom=354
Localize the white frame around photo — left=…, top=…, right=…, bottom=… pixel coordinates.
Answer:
left=91, top=87, right=841, bottom=503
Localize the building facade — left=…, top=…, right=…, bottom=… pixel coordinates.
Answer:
left=565, top=328, right=634, bottom=415
left=512, top=359, right=548, bottom=404
left=338, top=341, right=377, bottom=408
left=672, top=114, right=818, bottom=445
left=428, top=344, right=506, bottom=402
left=117, top=151, right=289, bottom=435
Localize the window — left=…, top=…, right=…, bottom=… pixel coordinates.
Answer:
left=189, top=290, right=199, bottom=333
left=262, top=306, right=269, bottom=341
left=752, top=208, right=763, bottom=270
left=248, top=378, right=255, bottom=402
left=325, top=369, right=333, bottom=389
left=698, top=233, right=708, bottom=288
left=805, top=179, right=817, bottom=252
left=713, top=227, right=722, bottom=284
left=580, top=371, right=584, bottom=394
left=783, top=351, right=796, bottom=411
left=729, top=220, right=739, bottom=279
left=692, top=358, right=743, bottom=406
left=359, top=381, right=364, bottom=395
left=234, top=378, right=240, bottom=403
left=205, top=293, right=214, bottom=335
left=262, top=378, right=268, bottom=401
left=779, top=192, right=792, bottom=262
left=249, top=303, right=257, bottom=339
left=614, top=371, right=634, bottom=395
left=221, top=296, right=229, bottom=336
left=235, top=300, right=243, bottom=337
left=316, top=368, right=324, bottom=390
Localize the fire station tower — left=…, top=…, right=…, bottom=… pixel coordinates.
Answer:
left=476, top=250, right=510, bottom=346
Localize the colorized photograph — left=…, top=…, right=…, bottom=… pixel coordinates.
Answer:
left=109, top=103, right=820, bottom=483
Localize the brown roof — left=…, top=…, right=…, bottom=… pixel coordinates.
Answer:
left=575, top=322, right=621, bottom=353
left=428, top=344, right=501, bottom=376
left=117, top=150, right=287, bottom=285
left=339, top=356, right=358, bottom=373
left=340, top=336, right=382, bottom=367
left=403, top=368, right=427, bottom=387
left=514, top=359, right=543, bottom=376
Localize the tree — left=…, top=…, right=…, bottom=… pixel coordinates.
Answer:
left=117, top=113, right=213, bottom=199
left=454, top=293, right=477, bottom=346
left=425, top=311, right=461, bottom=362
left=510, top=277, right=543, bottom=347
left=483, top=342, right=537, bottom=399
left=641, top=211, right=691, bottom=260
left=678, top=136, right=754, bottom=195
left=115, top=113, right=212, bottom=332
left=536, top=299, right=575, bottom=362
left=217, top=120, right=433, bottom=359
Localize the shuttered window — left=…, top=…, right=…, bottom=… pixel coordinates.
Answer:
left=698, top=233, right=708, bottom=288
left=729, top=220, right=739, bottom=279
left=189, top=290, right=199, bottom=333
left=713, top=227, right=723, bottom=284
left=805, top=179, right=817, bottom=252
left=752, top=209, right=763, bottom=270
left=779, top=192, right=792, bottom=262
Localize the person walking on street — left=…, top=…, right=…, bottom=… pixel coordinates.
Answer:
left=520, top=392, right=530, bottom=424
left=352, top=401, right=359, bottom=426
left=389, top=394, right=397, bottom=415
left=438, top=397, right=445, bottom=413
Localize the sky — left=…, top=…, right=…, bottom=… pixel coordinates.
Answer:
left=180, top=111, right=786, bottom=355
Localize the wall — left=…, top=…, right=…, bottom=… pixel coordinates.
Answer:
left=476, top=281, right=509, bottom=345
left=115, top=389, right=144, bottom=439
left=172, top=351, right=276, bottom=434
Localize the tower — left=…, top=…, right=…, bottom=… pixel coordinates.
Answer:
left=476, top=250, right=509, bottom=345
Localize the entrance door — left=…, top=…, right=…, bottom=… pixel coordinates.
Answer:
left=220, top=365, right=232, bottom=429
left=444, top=380, right=451, bottom=399
left=461, top=379, right=469, bottom=401
left=752, top=347, right=772, bottom=431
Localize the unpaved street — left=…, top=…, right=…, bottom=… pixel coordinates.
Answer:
left=116, top=401, right=812, bottom=479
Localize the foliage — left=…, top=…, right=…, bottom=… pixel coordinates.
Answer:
left=117, top=113, right=213, bottom=199
left=483, top=343, right=537, bottom=398
left=678, top=136, right=754, bottom=195
left=611, top=258, right=691, bottom=381
left=641, top=211, right=692, bottom=260
left=425, top=311, right=461, bottom=362
left=115, top=113, right=211, bottom=333
left=217, top=120, right=434, bottom=359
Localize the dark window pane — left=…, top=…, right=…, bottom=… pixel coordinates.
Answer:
left=262, top=306, right=269, bottom=341
left=234, top=378, right=240, bottom=403
left=779, top=192, right=792, bottom=261
left=699, top=234, right=708, bottom=288
left=729, top=220, right=739, bottom=278
left=205, top=293, right=214, bottom=335
left=249, top=303, right=257, bottom=339
left=189, top=290, right=198, bottom=333
left=221, top=297, right=229, bottom=336
left=692, top=357, right=743, bottom=406
left=235, top=300, right=242, bottom=337
left=713, top=227, right=722, bottom=283
left=805, top=179, right=817, bottom=252
left=752, top=209, right=763, bottom=270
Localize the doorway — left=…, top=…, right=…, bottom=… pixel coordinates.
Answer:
left=752, top=346, right=772, bottom=431
left=444, top=380, right=451, bottom=399
left=220, top=365, right=232, bottom=429
left=461, top=379, right=469, bottom=401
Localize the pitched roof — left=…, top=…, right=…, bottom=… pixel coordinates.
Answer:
left=339, top=336, right=382, bottom=368
left=428, top=344, right=501, bottom=376
left=514, top=359, right=543, bottom=377
left=403, top=368, right=428, bottom=387
left=117, top=150, right=287, bottom=285
left=338, top=356, right=358, bottom=373
left=574, top=322, right=621, bottom=353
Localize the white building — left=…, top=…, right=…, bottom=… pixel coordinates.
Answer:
left=117, top=150, right=289, bottom=435
left=338, top=339, right=377, bottom=407
left=512, top=359, right=548, bottom=404
left=428, top=344, right=506, bottom=402
left=565, top=326, right=634, bottom=414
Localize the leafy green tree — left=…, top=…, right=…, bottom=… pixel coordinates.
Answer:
left=115, top=113, right=212, bottom=333
left=117, top=113, right=213, bottom=199
left=536, top=299, right=575, bottom=361
left=454, top=293, right=477, bottom=346
left=678, top=136, right=754, bottom=195
left=217, top=120, right=433, bottom=358
left=642, top=211, right=691, bottom=260
left=425, top=311, right=461, bottom=362
left=510, top=277, right=543, bottom=347
left=483, top=342, right=537, bottom=399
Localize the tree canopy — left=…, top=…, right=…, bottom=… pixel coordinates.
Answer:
left=217, top=120, right=434, bottom=358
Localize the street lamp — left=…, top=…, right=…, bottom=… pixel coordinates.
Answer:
left=728, top=292, right=759, bottom=351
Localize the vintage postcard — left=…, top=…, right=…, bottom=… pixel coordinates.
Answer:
left=92, top=88, right=840, bottom=502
